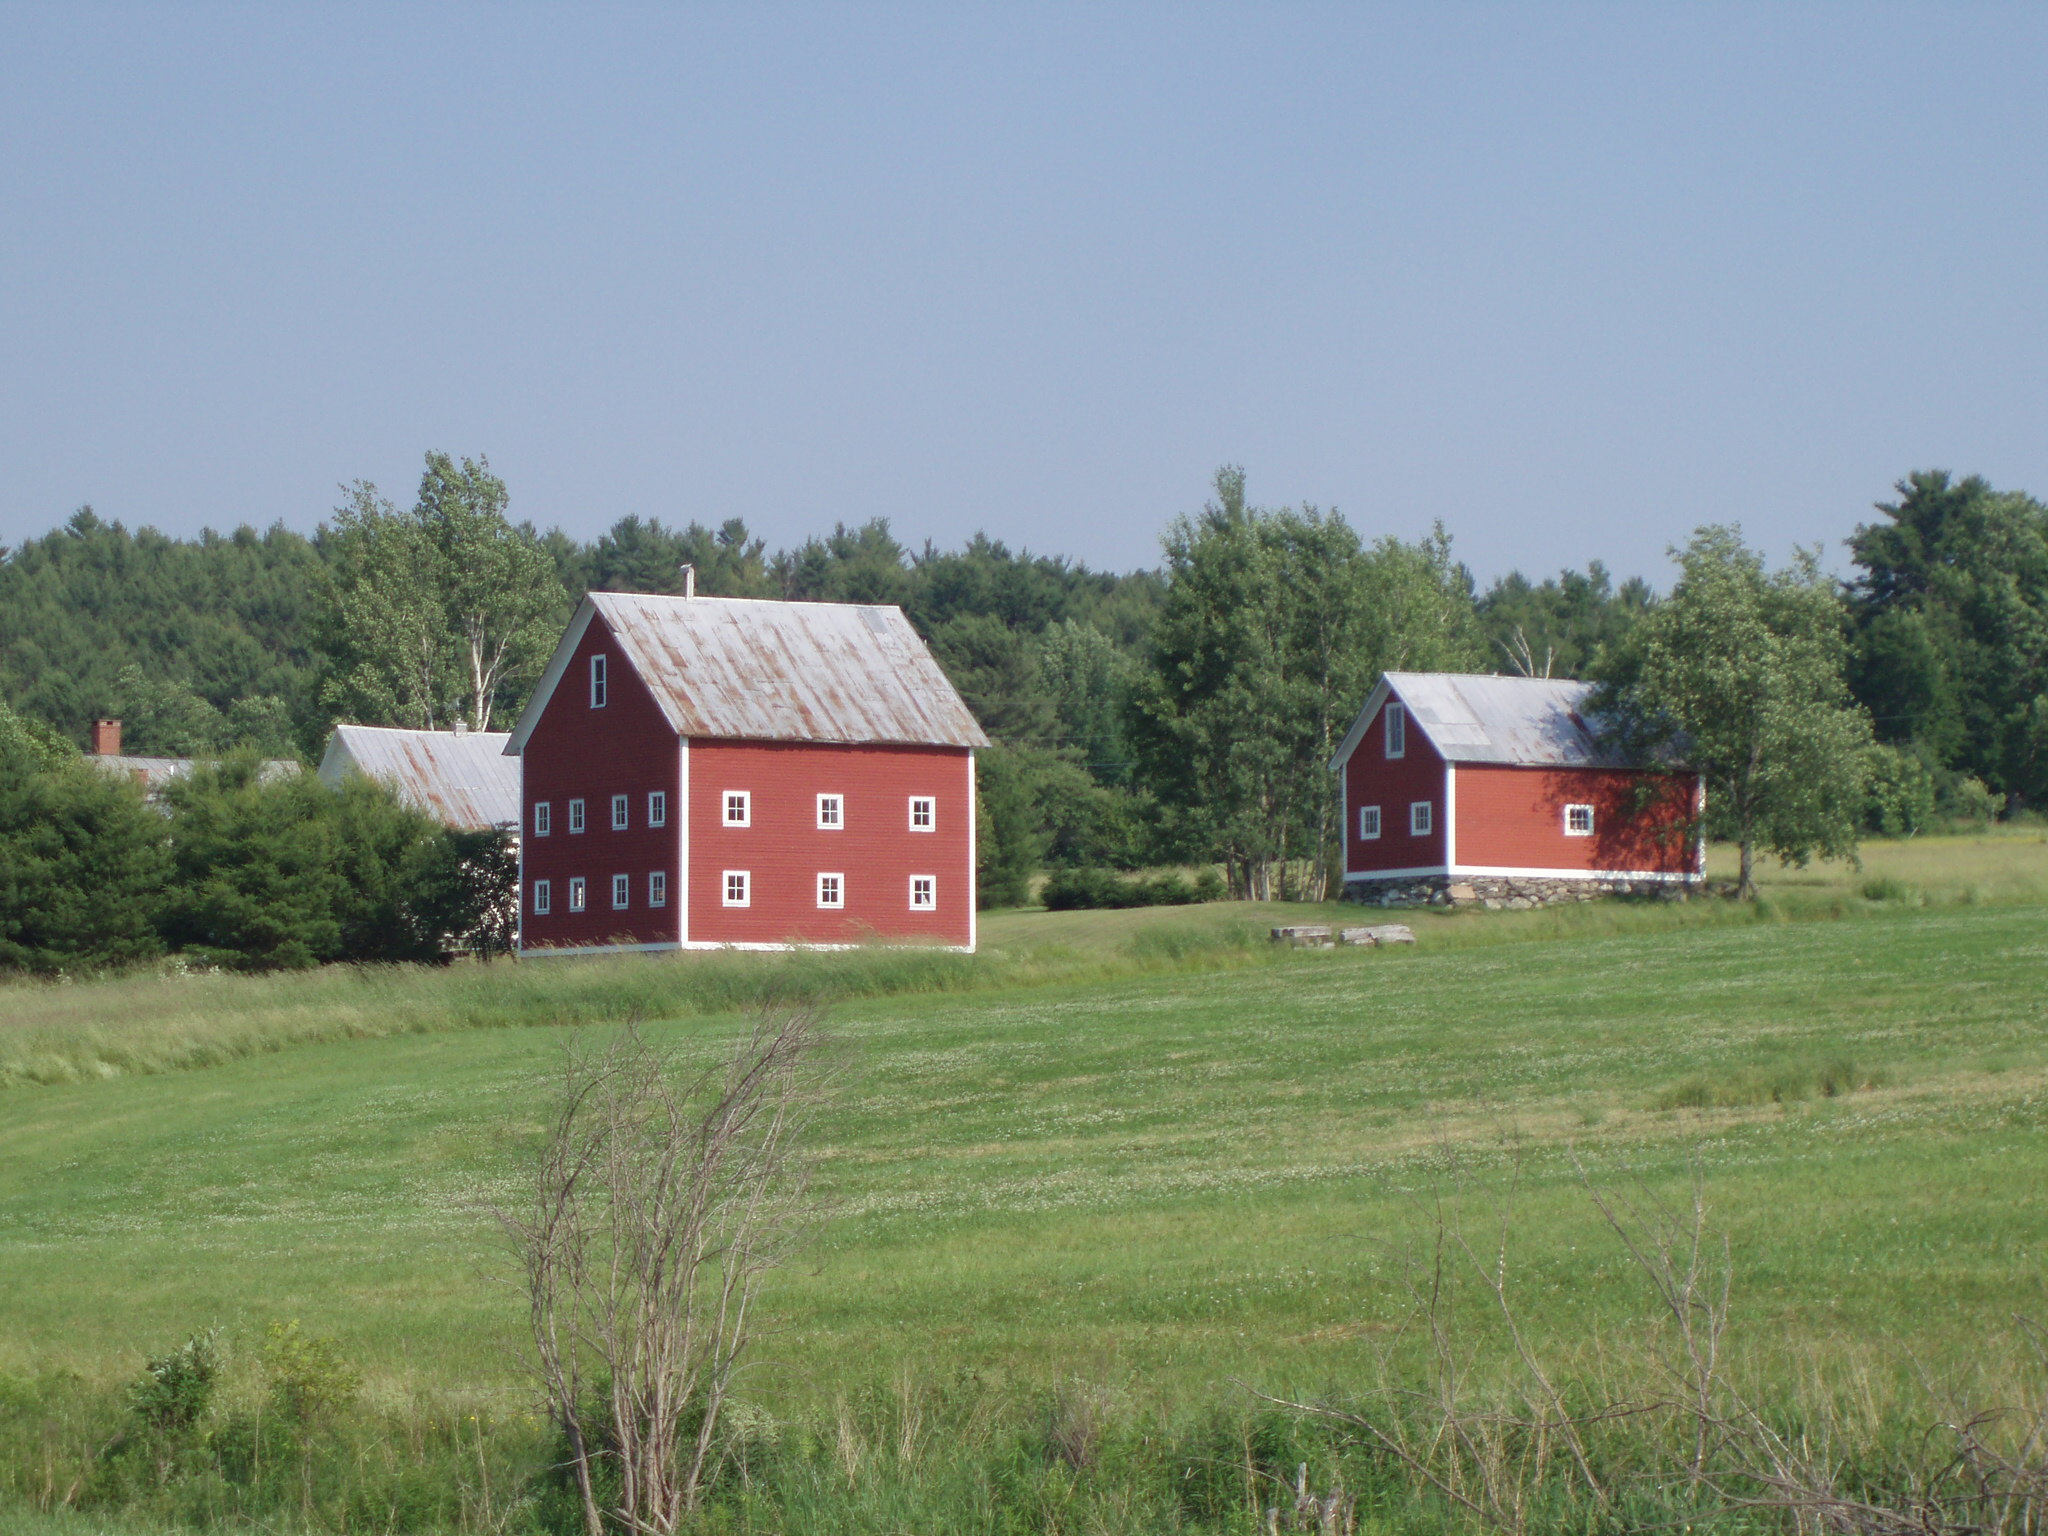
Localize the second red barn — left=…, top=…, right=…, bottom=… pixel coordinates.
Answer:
left=1331, top=671, right=1703, bottom=907
left=505, top=590, right=988, bottom=954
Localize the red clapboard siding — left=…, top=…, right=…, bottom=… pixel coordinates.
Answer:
left=1343, top=702, right=1448, bottom=873
left=521, top=613, right=683, bottom=949
left=688, top=739, right=973, bottom=948
left=1455, top=764, right=1698, bottom=874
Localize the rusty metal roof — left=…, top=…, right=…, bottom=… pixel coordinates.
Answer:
left=1333, top=672, right=1639, bottom=769
left=506, top=593, right=989, bottom=753
left=318, top=725, right=521, bottom=830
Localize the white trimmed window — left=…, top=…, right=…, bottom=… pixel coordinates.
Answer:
left=909, top=875, right=936, bottom=910
left=611, top=873, right=630, bottom=910
left=1410, top=800, right=1433, bottom=837
left=1564, top=803, right=1595, bottom=837
left=590, top=654, right=607, bottom=709
left=647, top=791, right=667, bottom=828
left=532, top=879, right=551, bottom=915
left=648, top=870, right=667, bottom=907
left=817, top=872, right=844, bottom=909
left=817, top=793, right=843, bottom=830
left=724, top=791, right=750, bottom=827
left=1358, top=805, right=1381, bottom=840
left=533, top=801, right=552, bottom=837
left=611, top=794, right=629, bottom=831
left=568, top=798, right=586, bottom=834
left=568, top=877, right=587, bottom=912
left=1385, top=702, right=1406, bottom=759
left=723, top=870, right=750, bottom=907
left=908, top=795, right=935, bottom=831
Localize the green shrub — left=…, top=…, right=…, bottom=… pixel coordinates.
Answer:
left=259, top=1321, right=359, bottom=1429
left=1042, top=867, right=1223, bottom=911
left=126, top=1330, right=221, bottom=1435
left=0, top=737, right=168, bottom=974
left=1861, top=876, right=1912, bottom=903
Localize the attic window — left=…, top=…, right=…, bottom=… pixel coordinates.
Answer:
left=590, top=654, right=608, bottom=709
left=1564, top=803, right=1595, bottom=837
left=1385, top=703, right=1406, bottom=759
left=724, top=791, right=750, bottom=827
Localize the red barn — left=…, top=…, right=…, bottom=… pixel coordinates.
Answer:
left=1330, top=672, right=1703, bottom=907
left=504, top=591, right=988, bottom=955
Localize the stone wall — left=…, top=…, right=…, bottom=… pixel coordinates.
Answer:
left=1340, top=873, right=1699, bottom=910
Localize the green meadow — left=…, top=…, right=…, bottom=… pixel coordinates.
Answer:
left=2, top=830, right=2045, bottom=1533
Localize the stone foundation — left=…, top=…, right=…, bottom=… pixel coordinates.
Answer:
left=1340, top=873, right=1699, bottom=910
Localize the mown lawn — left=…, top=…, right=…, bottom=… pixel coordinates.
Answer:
left=2, top=855, right=2044, bottom=1415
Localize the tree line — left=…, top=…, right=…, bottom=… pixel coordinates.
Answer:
left=2, top=455, right=2042, bottom=966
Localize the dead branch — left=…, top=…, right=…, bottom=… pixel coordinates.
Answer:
left=491, top=1007, right=828, bottom=1536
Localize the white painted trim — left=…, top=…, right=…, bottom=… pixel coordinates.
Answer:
left=965, top=749, right=978, bottom=953
left=1343, top=864, right=1449, bottom=880
left=682, top=940, right=975, bottom=953
left=515, top=810, right=527, bottom=950
left=1330, top=676, right=1395, bottom=771
left=816, top=871, right=845, bottom=909
left=676, top=738, right=690, bottom=946
left=1444, top=763, right=1457, bottom=867
left=503, top=597, right=598, bottom=755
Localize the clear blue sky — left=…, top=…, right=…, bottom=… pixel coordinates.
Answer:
left=3, top=4, right=2044, bottom=586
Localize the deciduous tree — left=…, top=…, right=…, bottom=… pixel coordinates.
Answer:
left=1596, top=526, right=1872, bottom=897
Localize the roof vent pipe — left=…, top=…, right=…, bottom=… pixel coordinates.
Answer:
left=679, top=563, right=696, bottom=599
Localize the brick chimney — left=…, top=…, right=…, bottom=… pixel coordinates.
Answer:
left=91, top=718, right=122, bottom=756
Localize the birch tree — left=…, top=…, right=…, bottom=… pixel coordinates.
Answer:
left=319, top=454, right=566, bottom=732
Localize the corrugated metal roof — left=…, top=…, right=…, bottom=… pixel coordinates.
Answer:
left=90, top=755, right=300, bottom=796
left=318, top=725, right=521, bottom=830
left=1382, top=671, right=1629, bottom=767
left=509, top=593, right=988, bottom=752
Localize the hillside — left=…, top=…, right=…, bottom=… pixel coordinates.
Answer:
left=0, top=836, right=2044, bottom=1532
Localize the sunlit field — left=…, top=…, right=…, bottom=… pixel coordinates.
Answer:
left=2, top=830, right=2044, bottom=1532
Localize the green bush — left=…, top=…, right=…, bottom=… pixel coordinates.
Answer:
left=0, top=735, right=168, bottom=974
left=1042, top=867, right=1224, bottom=910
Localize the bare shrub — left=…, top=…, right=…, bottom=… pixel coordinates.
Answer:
left=493, top=1008, right=826, bottom=1536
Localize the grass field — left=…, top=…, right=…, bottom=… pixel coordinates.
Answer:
left=1, top=832, right=2045, bottom=1533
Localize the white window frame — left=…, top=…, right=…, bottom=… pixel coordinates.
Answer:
left=723, top=791, right=751, bottom=827
left=1410, top=800, right=1433, bottom=837
left=817, top=793, right=843, bottom=830
left=1358, top=805, right=1381, bottom=841
left=611, top=794, right=629, bottom=831
left=1564, top=803, right=1595, bottom=837
left=817, top=872, right=844, bottom=909
left=1385, top=702, right=1406, bottom=760
left=568, top=876, right=586, bottom=912
left=908, top=874, right=936, bottom=910
left=647, top=790, right=667, bottom=828
left=589, top=654, right=607, bottom=709
left=908, top=795, right=935, bottom=832
left=611, top=873, right=630, bottom=910
left=532, top=878, right=551, bottom=915
left=723, top=869, right=750, bottom=907
left=533, top=801, right=552, bottom=837
left=648, top=870, right=667, bottom=908
left=568, top=798, right=586, bottom=834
